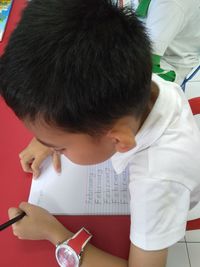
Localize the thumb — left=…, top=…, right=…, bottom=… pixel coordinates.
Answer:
left=8, top=207, right=22, bottom=220
left=18, top=201, right=34, bottom=214
left=31, top=157, right=45, bottom=178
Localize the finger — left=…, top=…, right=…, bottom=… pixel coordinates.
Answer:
left=20, top=158, right=34, bottom=173
left=52, top=152, right=61, bottom=173
left=19, top=201, right=38, bottom=215
left=31, top=161, right=41, bottom=179
left=19, top=150, right=28, bottom=160
left=19, top=202, right=48, bottom=216
left=31, top=154, right=48, bottom=178
left=18, top=202, right=32, bottom=214
left=8, top=207, right=22, bottom=220
left=19, top=202, right=46, bottom=219
left=19, top=150, right=35, bottom=172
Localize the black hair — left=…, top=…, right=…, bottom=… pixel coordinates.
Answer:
left=0, top=0, right=152, bottom=135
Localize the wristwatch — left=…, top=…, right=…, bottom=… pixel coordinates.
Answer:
left=55, top=227, right=92, bottom=267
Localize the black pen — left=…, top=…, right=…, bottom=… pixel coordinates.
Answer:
left=0, top=212, right=26, bottom=231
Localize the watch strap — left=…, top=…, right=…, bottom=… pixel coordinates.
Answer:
left=67, top=227, right=92, bottom=255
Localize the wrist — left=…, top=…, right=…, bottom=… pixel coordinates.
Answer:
left=45, top=219, right=72, bottom=245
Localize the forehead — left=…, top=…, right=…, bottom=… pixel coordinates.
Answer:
left=24, top=118, right=66, bottom=136
left=23, top=118, right=100, bottom=147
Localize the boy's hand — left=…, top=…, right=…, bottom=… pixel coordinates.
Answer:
left=8, top=202, right=70, bottom=244
left=19, top=137, right=61, bottom=178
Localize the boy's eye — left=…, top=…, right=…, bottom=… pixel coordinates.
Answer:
left=53, top=148, right=66, bottom=153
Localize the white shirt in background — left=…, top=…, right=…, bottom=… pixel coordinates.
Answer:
left=127, top=0, right=200, bottom=84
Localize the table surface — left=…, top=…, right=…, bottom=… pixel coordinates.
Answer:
left=0, top=91, right=131, bottom=266
left=0, top=1, right=199, bottom=266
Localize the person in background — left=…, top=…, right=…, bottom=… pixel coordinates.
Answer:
left=120, top=0, right=200, bottom=84
left=1, top=1, right=200, bottom=267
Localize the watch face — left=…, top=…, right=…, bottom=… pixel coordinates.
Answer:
left=56, top=245, right=79, bottom=267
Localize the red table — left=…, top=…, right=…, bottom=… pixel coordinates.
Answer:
left=0, top=1, right=199, bottom=266
left=0, top=97, right=131, bottom=266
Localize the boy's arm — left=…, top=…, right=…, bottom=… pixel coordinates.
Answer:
left=8, top=202, right=168, bottom=267
left=129, top=244, right=167, bottom=267
left=80, top=243, right=167, bottom=267
left=48, top=225, right=168, bottom=267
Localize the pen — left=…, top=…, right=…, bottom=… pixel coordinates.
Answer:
left=0, top=212, right=26, bottom=231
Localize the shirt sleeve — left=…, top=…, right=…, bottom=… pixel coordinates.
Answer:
left=146, top=0, right=186, bottom=56
left=129, top=178, right=190, bottom=250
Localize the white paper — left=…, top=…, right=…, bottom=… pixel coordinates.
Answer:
left=29, top=155, right=130, bottom=215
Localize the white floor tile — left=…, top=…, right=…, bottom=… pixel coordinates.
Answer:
left=166, top=243, right=190, bottom=267
left=185, top=230, right=200, bottom=242
left=187, top=243, right=200, bottom=267
left=185, top=83, right=200, bottom=99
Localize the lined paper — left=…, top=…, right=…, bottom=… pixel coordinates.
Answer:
left=29, top=155, right=130, bottom=215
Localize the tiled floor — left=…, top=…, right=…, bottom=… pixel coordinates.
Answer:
left=166, top=201, right=200, bottom=267
left=166, top=231, right=200, bottom=267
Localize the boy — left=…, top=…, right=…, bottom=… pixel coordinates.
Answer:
left=1, top=0, right=200, bottom=266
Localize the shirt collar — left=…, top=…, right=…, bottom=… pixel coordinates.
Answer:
left=111, top=75, right=180, bottom=173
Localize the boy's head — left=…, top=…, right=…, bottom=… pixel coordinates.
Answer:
left=0, top=0, right=152, bottom=164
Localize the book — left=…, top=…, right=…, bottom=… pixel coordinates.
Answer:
left=28, top=155, right=130, bottom=215
left=0, top=0, right=13, bottom=42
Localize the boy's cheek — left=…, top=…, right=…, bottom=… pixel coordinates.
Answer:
left=62, top=151, right=113, bottom=166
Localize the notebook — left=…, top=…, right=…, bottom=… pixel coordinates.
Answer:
left=28, top=155, right=130, bottom=215
left=0, top=0, right=13, bottom=41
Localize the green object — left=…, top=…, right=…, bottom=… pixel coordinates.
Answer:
left=152, top=54, right=176, bottom=81
left=135, top=0, right=151, bottom=17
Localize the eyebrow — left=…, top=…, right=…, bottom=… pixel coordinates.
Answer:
left=36, top=138, right=58, bottom=148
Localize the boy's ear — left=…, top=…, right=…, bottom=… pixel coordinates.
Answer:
left=107, top=128, right=136, bottom=153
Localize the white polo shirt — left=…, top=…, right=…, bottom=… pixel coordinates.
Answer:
left=111, top=74, right=200, bottom=250
left=128, top=0, right=200, bottom=84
